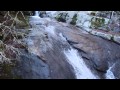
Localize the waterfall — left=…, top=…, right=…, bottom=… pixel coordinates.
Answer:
left=44, top=25, right=98, bottom=79
left=35, top=11, right=39, bottom=16
left=29, top=13, right=116, bottom=79
left=57, top=32, right=97, bottom=79
left=105, top=63, right=115, bottom=79
left=64, top=47, right=98, bottom=79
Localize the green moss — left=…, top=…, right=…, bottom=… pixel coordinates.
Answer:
left=91, top=17, right=105, bottom=29
left=55, top=13, right=67, bottom=22
left=0, top=61, right=14, bottom=79
left=70, top=14, right=77, bottom=25
left=0, top=60, right=23, bottom=79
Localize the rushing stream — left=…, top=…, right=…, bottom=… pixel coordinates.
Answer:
left=35, top=11, right=39, bottom=16
left=25, top=11, right=117, bottom=79
left=58, top=32, right=97, bottom=79
left=64, top=47, right=97, bottom=79
left=105, top=63, right=115, bottom=79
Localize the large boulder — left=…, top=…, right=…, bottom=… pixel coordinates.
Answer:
left=1, top=13, right=120, bottom=79
left=91, top=30, right=113, bottom=40
left=46, top=11, right=58, bottom=18
left=54, top=22, right=120, bottom=75
left=111, top=60, right=120, bottom=79
left=76, top=11, right=92, bottom=28
left=113, top=35, right=120, bottom=44
left=11, top=49, right=50, bottom=79
left=45, top=11, right=110, bottom=32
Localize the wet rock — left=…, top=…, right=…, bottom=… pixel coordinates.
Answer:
left=12, top=49, right=50, bottom=79
left=76, top=12, right=92, bottom=28
left=111, top=60, right=120, bottom=79
left=55, top=23, right=120, bottom=74
left=44, top=38, right=75, bottom=79
left=22, top=11, right=33, bottom=16
left=40, top=11, right=47, bottom=18
left=1, top=14, right=120, bottom=79
left=91, top=31, right=113, bottom=40
left=113, top=35, right=120, bottom=44
left=46, top=11, right=58, bottom=18
left=25, top=26, right=75, bottom=79
left=113, top=26, right=120, bottom=32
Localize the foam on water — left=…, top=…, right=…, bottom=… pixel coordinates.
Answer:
left=45, top=26, right=56, bottom=36
left=105, top=63, right=115, bottom=79
left=35, top=11, right=39, bottom=17
left=64, top=47, right=97, bottom=79
left=59, top=33, right=67, bottom=41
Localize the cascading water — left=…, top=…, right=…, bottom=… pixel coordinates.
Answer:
left=59, top=33, right=98, bottom=79
left=64, top=47, right=98, bottom=79
left=28, top=12, right=117, bottom=79
left=105, top=63, right=115, bottom=79
left=35, top=11, right=39, bottom=17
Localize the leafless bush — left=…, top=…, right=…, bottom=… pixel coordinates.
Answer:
left=0, top=11, right=28, bottom=63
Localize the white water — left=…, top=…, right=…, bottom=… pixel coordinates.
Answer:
left=105, top=63, right=115, bottom=79
left=59, top=33, right=67, bottom=41
left=64, top=47, right=97, bottom=79
left=45, top=26, right=56, bottom=36
left=29, top=11, right=40, bottom=20
left=58, top=31, right=97, bottom=79
left=35, top=11, right=39, bottom=16
left=29, top=12, right=112, bottom=79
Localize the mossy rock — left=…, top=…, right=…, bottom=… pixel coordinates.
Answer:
left=55, top=13, right=67, bottom=22
left=0, top=60, right=22, bottom=79
left=90, top=17, right=105, bottom=29
left=70, top=14, right=77, bottom=25
left=0, top=61, right=15, bottom=79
